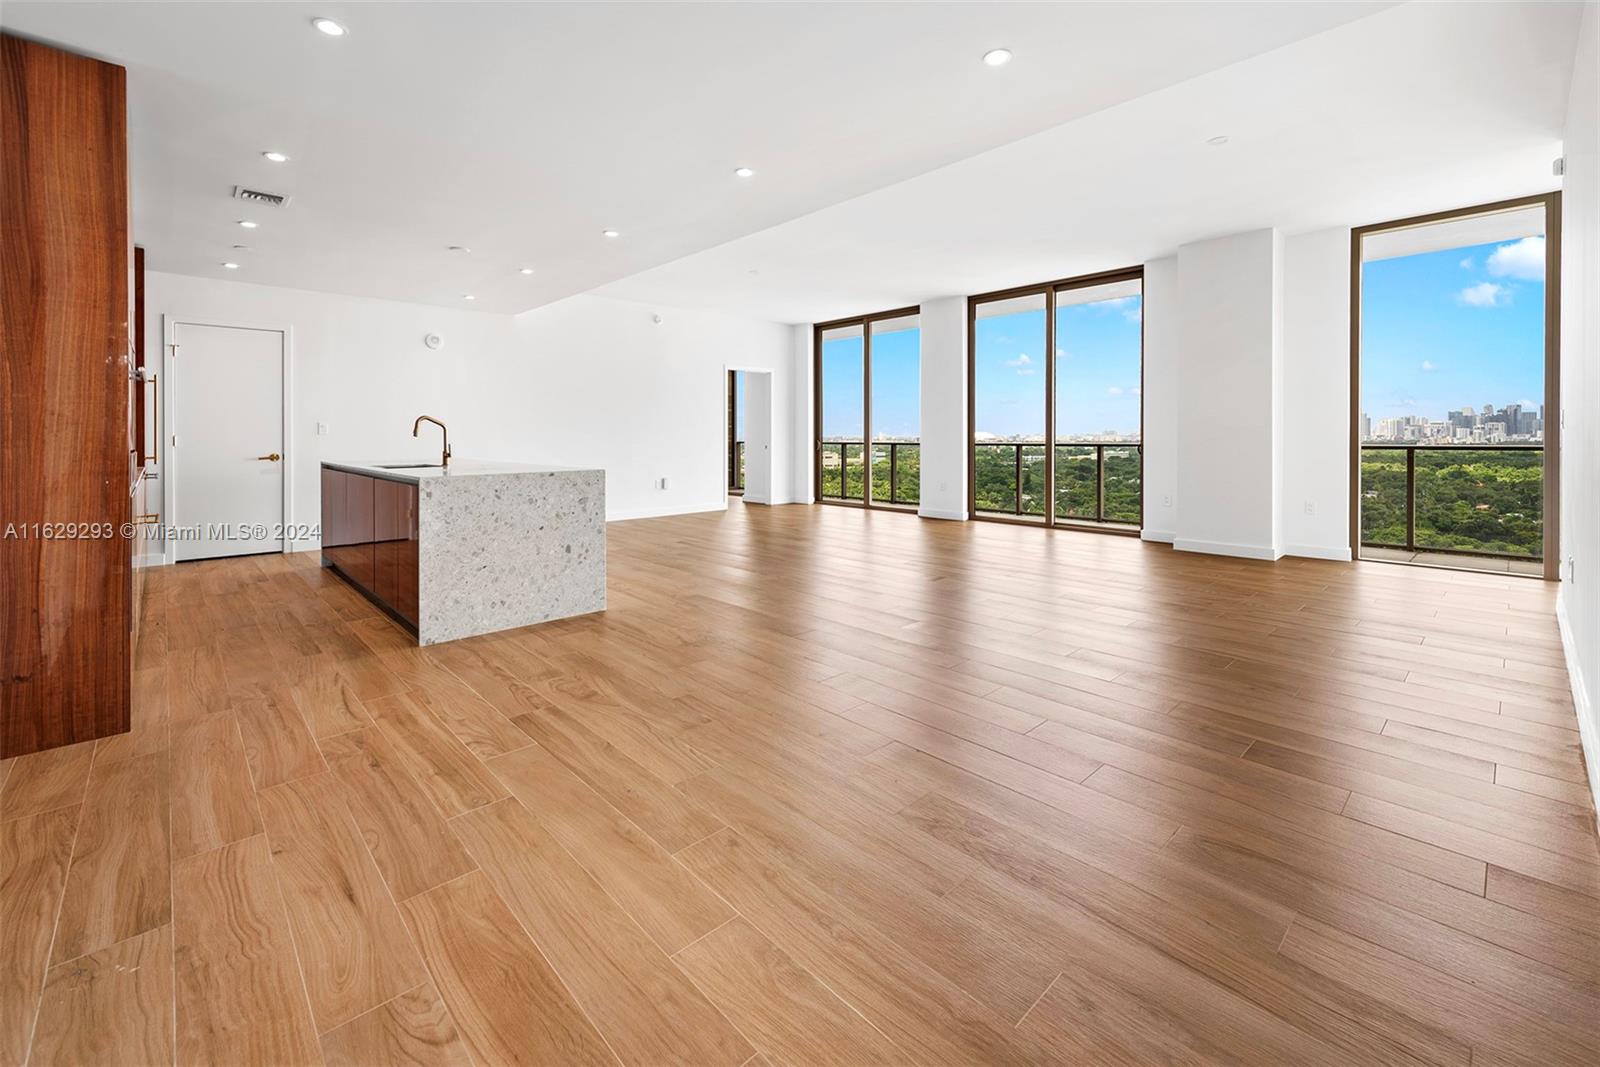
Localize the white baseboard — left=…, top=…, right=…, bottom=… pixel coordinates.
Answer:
left=1173, top=538, right=1284, bottom=561
left=917, top=507, right=968, bottom=522
left=1556, top=589, right=1600, bottom=827
left=1283, top=543, right=1353, bottom=562
left=1141, top=528, right=1176, bottom=544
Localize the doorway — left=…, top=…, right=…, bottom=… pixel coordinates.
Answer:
left=165, top=319, right=289, bottom=561
left=728, top=370, right=746, bottom=496
left=727, top=368, right=773, bottom=505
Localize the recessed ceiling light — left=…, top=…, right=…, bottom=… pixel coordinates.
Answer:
left=463, top=294, right=476, bottom=301
left=982, top=48, right=1012, bottom=67
left=222, top=262, right=240, bottom=270
left=232, top=244, right=251, bottom=250
left=602, top=229, right=620, bottom=238
left=448, top=245, right=471, bottom=253
left=734, top=167, right=755, bottom=178
left=1207, top=135, right=1230, bottom=146
left=237, top=219, right=258, bottom=229
left=262, top=151, right=289, bottom=163
left=311, top=17, right=346, bottom=37
left=519, top=267, right=534, bottom=275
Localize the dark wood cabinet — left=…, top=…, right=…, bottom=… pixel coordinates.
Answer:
left=1, top=35, right=132, bottom=757
left=321, top=466, right=418, bottom=631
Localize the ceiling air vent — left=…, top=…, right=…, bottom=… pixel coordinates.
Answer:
left=232, top=185, right=290, bottom=207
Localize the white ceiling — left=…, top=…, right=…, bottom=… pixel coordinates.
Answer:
left=0, top=1, right=1400, bottom=315
left=600, top=1, right=1580, bottom=323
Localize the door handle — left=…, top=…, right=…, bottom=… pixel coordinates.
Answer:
left=256, top=452, right=282, bottom=462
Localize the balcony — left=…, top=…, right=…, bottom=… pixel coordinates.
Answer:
left=973, top=442, right=1141, bottom=527
left=1359, top=444, right=1543, bottom=573
left=820, top=440, right=919, bottom=506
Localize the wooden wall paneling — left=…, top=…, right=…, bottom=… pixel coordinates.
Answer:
left=1, top=34, right=132, bottom=757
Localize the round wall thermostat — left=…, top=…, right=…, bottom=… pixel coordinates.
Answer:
left=423, top=333, right=443, bottom=350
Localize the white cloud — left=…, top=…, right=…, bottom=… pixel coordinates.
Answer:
left=1486, top=236, right=1544, bottom=281
left=1123, top=306, right=1143, bottom=324
left=1016, top=367, right=1035, bottom=376
left=1420, top=360, right=1436, bottom=371
left=1004, top=353, right=1032, bottom=368
left=1459, top=257, right=1474, bottom=270
left=1519, top=398, right=1539, bottom=408
left=1131, top=387, right=1142, bottom=397
left=1106, top=386, right=1124, bottom=396
left=1457, top=282, right=1509, bottom=307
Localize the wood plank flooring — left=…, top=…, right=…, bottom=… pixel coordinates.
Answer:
left=2, top=500, right=1596, bottom=1065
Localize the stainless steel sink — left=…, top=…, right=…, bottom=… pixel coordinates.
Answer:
left=374, top=463, right=443, bottom=469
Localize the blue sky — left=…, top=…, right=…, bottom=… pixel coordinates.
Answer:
left=1361, top=236, right=1545, bottom=421
left=972, top=294, right=1143, bottom=439
left=820, top=327, right=921, bottom=439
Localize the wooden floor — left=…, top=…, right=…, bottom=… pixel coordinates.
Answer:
left=3, top=501, right=1597, bottom=1066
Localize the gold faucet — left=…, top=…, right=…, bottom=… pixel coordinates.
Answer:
left=412, top=415, right=451, bottom=467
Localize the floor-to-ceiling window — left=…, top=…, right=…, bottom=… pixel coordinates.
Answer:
left=727, top=370, right=745, bottom=495
left=815, top=307, right=920, bottom=507
left=969, top=268, right=1142, bottom=530
left=1353, top=195, right=1559, bottom=578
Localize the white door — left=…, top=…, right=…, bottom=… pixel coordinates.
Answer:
left=743, top=371, right=774, bottom=504
left=172, top=323, right=285, bottom=561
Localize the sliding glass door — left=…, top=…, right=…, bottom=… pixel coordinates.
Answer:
left=815, top=308, right=920, bottom=508
left=1352, top=194, right=1559, bottom=578
left=969, top=269, right=1142, bottom=530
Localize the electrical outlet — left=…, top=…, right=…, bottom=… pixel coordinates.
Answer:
left=1162, top=495, right=1173, bottom=508
left=316, top=421, right=328, bottom=436
left=1304, top=500, right=1316, bottom=515
left=656, top=477, right=669, bottom=490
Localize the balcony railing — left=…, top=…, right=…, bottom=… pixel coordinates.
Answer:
left=973, top=442, right=1141, bottom=525
left=730, top=440, right=745, bottom=492
left=1359, top=444, right=1543, bottom=560
left=819, top=440, right=919, bottom=506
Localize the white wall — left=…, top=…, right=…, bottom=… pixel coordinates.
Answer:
left=145, top=272, right=794, bottom=548
left=1558, top=1, right=1600, bottom=818
left=790, top=324, right=814, bottom=503
left=1141, top=257, right=1179, bottom=543
left=917, top=296, right=968, bottom=520
left=1173, top=229, right=1285, bottom=559
left=1280, top=227, right=1354, bottom=559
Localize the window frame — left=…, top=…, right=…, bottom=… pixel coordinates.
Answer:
left=812, top=304, right=921, bottom=510
left=1348, top=192, right=1561, bottom=580
left=966, top=265, right=1145, bottom=533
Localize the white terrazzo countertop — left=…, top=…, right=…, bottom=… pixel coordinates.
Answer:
left=321, top=458, right=593, bottom=482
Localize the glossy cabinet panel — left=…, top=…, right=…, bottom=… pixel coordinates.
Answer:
left=1, top=36, right=131, bottom=757
left=321, top=466, right=418, bottom=631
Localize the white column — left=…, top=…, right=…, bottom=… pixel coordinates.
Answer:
left=1280, top=227, right=1353, bottom=559
left=791, top=323, right=814, bottom=503
left=917, top=296, right=968, bottom=520
left=1140, top=257, right=1179, bottom=543
left=1174, top=228, right=1285, bottom=559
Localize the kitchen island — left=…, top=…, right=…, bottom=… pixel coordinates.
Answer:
left=320, top=459, right=605, bottom=644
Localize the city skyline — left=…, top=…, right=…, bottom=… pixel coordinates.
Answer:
left=1362, top=398, right=1543, bottom=444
